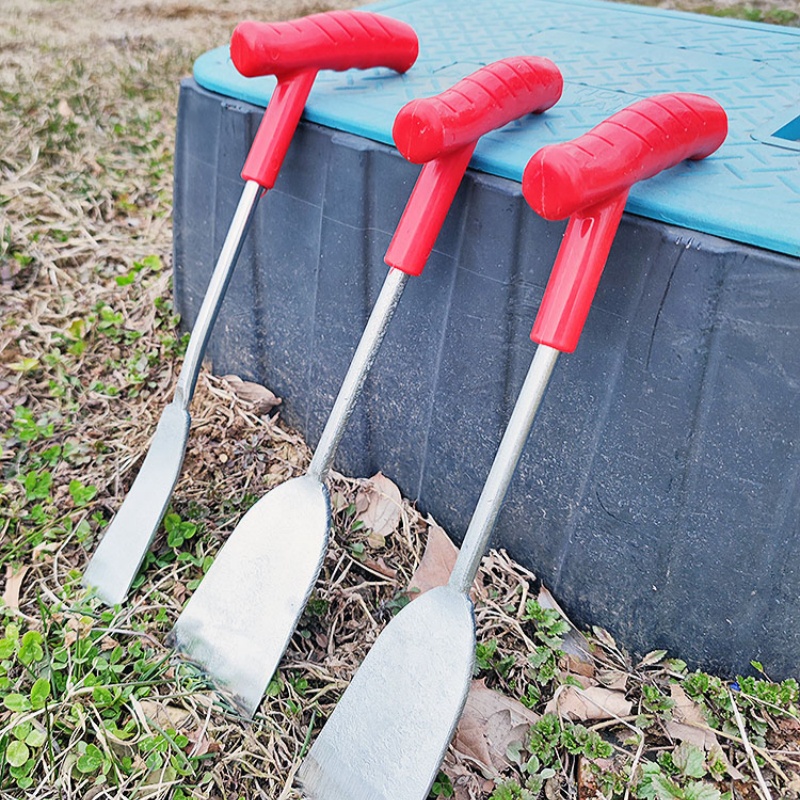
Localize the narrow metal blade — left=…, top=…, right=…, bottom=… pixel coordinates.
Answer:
left=167, top=475, right=330, bottom=718
left=298, top=586, right=475, bottom=800
left=83, top=403, right=191, bottom=606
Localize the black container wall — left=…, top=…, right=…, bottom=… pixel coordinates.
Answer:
left=174, top=79, right=800, bottom=679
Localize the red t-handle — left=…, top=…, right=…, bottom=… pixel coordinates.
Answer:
left=232, top=11, right=419, bottom=189
left=386, top=57, right=563, bottom=277
left=522, top=93, right=727, bottom=352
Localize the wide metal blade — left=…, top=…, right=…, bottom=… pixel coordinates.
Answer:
left=298, top=585, right=475, bottom=800
left=168, top=475, right=330, bottom=718
left=83, top=403, right=191, bottom=606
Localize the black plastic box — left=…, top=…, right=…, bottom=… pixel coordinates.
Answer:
left=174, top=79, right=800, bottom=679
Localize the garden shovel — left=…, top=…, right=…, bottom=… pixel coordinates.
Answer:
left=167, top=57, right=565, bottom=719
left=297, top=92, right=728, bottom=800
left=82, top=10, right=419, bottom=606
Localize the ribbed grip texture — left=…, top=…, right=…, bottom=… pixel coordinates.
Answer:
left=393, top=57, right=563, bottom=164
left=523, top=93, right=727, bottom=220
left=231, top=11, right=418, bottom=78
left=385, top=58, right=562, bottom=276
left=526, top=93, right=727, bottom=353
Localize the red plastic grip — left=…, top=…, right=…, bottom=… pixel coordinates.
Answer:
left=235, top=12, right=419, bottom=189
left=524, top=93, right=727, bottom=353
left=231, top=11, right=419, bottom=78
left=522, top=93, right=727, bottom=221
left=393, top=57, right=563, bottom=164
left=385, top=57, right=563, bottom=277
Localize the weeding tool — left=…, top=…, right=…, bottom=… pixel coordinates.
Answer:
left=82, top=11, right=419, bottom=606
left=167, top=57, right=565, bottom=718
left=297, top=92, right=728, bottom=800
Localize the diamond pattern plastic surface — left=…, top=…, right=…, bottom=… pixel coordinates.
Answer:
left=193, top=0, right=800, bottom=256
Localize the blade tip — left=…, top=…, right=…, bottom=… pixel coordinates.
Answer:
left=297, top=750, right=380, bottom=800
left=81, top=577, right=125, bottom=608
left=167, top=639, right=261, bottom=720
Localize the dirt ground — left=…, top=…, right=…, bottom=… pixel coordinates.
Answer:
left=651, top=0, right=798, bottom=11
left=2, top=1, right=799, bottom=799
left=4, top=0, right=797, bottom=55
left=2, top=1, right=355, bottom=53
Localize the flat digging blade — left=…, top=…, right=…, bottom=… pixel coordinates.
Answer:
left=83, top=403, right=191, bottom=606
left=297, top=91, right=730, bottom=800
left=166, top=54, right=566, bottom=727
left=168, top=475, right=330, bottom=717
left=298, top=586, right=475, bottom=800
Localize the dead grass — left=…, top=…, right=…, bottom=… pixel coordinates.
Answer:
left=1, top=1, right=799, bottom=799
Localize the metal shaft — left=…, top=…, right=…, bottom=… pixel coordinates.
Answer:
left=449, top=344, right=560, bottom=595
left=174, top=180, right=263, bottom=409
left=308, top=268, right=410, bottom=480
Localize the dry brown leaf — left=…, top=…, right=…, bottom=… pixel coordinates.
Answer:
left=407, top=521, right=459, bottom=598
left=139, top=699, right=191, bottom=731
left=545, top=685, right=632, bottom=722
left=441, top=752, right=488, bottom=800
left=544, top=775, right=564, bottom=799
left=453, top=679, right=540, bottom=773
left=596, top=668, right=629, bottom=692
left=361, top=556, right=398, bottom=580
left=591, top=626, right=618, bottom=650
left=172, top=581, right=189, bottom=603
left=562, top=654, right=596, bottom=685
left=665, top=684, right=744, bottom=779
left=638, top=649, right=668, bottom=668
left=354, top=472, right=402, bottom=539
left=223, top=374, right=282, bottom=414
left=366, top=531, right=386, bottom=550
left=777, top=716, right=800, bottom=737
left=354, top=488, right=369, bottom=514
left=2, top=564, right=29, bottom=610
left=537, top=586, right=593, bottom=666
left=665, top=683, right=714, bottom=749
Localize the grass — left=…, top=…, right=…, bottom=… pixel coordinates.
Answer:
left=696, top=5, right=799, bottom=25
left=614, top=0, right=799, bottom=25
left=1, top=0, right=799, bottom=798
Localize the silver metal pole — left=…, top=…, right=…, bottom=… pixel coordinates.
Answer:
left=449, top=344, right=560, bottom=595
left=308, top=268, right=410, bottom=480
left=174, top=180, right=263, bottom=409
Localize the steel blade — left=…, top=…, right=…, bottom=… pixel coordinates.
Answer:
left=298, top=585, right=475, bottom=800
left=168, top=475, right=330, bottom=718
left=83, top=403, right=191, bottom=606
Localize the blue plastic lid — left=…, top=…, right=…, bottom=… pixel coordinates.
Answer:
left=194, top=0, right=800, bottom=257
